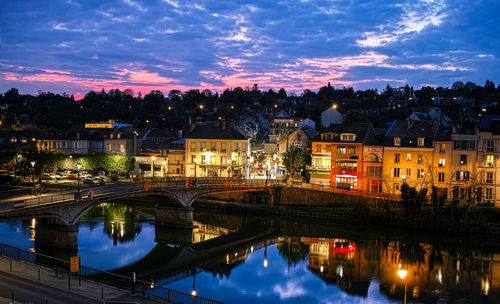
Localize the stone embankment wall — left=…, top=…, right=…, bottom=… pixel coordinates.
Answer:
left=279, top=187, right=375, bottom=205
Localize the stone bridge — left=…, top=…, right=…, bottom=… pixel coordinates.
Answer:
left=0, top=178, right=283, bottom=248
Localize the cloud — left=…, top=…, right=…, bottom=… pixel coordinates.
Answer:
left=356, top=0, right=448, bottom=47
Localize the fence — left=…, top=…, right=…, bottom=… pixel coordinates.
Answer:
left=0, top=242, right=224, bottom=304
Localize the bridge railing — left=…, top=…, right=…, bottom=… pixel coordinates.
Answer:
left=0, top=242, right=224, bottom=304
left=0, top=183, right=144, bottom=214
left=140, top=177, right=285, bottom=189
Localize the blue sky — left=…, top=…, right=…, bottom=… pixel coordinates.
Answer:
left=0, top=0, right=499, bottom=98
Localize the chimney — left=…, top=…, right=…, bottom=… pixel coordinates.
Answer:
left=178, top=129, right=182, bottom=138
left=407, top=119, right=414, bottom=129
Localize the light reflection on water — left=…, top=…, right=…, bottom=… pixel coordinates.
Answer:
left=0, top=203, right=499, bottom=303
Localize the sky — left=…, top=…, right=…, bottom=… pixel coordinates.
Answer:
left=0, top=0, right=499, bottom=99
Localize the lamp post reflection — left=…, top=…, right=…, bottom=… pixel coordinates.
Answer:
left=192, top=269, right=197, bottom=296
left=263, top=243, right=268, bottom=268
left=398, top=264, right=408, bottom=304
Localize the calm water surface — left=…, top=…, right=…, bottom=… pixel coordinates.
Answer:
left=0, top=202, right=498, bottom=304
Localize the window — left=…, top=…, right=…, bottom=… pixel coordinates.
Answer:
left=201, top=155, right=206, bottom=163
left=366, top=166, right=382, bottom=178
left=417, top=169, right=424, bottom=179
left=221, top=156, right=227, bottom=165
left=107, top=143, right=112, bottom=151
left=485, top=188, right=493, bottom=200
left=190, top=142, right=196, bottom=152
left=486, top=172, right=494, bottom=184
left=211, top=142, right=217, bottom=152
left=200, top=142, right=206, bottom=151
left=460, top=155, right=467, bottom=165
left=340, top=134, right=356, bottom=141
left=349, top=146, right=357, bottom=155
left=406, top=153, right=411, bottom=161
left=486, top=155, right=494, bottom=167
left=191, top=155, right=196, bottom=163
left=338, top=146, right=346, bottom=154
left=438, top=172, right=445, bottom=183
left=221, top=143, right=227, bottom=153
left=456, top=171, right=470, bottom=181
left=233, top=143, right=239, bottom=152
left=394, top=137, right=401, bottom=146
left=315, top=144, right=321, bottom=152
left=453, top=140, right=475, bottom=150
left=417, top=154, right=423, bottom=164
left=439, top=143, right=446, bottom=153
left=394, top=183, right=400, bottom=192
left=486, top=140, right=495, bottom=152
left=406, top=168, right=411, bottom=177
left=418, top=137, right=424, bottom=147
left=439, top=158, right=446, bottom=167
left=393, top=168, right=400, bottom=178
left=120, top=144, right=124, bottom=152
left=394, top=153, right=400, bottom=163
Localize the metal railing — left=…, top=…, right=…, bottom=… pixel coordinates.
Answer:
left=0, top=242, right=224, bottom=304
left=0, top=178, right=286, bottom=214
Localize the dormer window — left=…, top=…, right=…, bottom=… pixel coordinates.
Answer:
left=117, top=133, right=121, bottom=139
left=110, top=134, right=113, bottom=139
left=394, top=137, right=401, bottom=146
left=340, top=133, right=356, bottom=141
left=418, top=137, right=424, bottom=147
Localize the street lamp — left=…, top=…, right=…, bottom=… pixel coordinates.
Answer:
left=151, top=156, right=156, bottom=178
left=194, top=158, right=197, bottom=184
left=76, top=163, right=82, bottom=197
left=191, top=270, right=196, bottom=296
left=398, top=264, right=408, bottom=304
left=30, top=161, right=36, bottom=184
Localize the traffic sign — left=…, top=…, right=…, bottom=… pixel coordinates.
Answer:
left=70, top=256, right=80, bottom=272
left=144, top=182, right=151, bottom=192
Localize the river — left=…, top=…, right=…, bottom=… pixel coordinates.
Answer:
left=0, top=202, right=499, bottom=303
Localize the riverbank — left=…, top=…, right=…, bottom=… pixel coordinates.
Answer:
left=194, top=197, right=500, bottom=236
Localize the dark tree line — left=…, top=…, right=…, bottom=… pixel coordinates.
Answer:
left=1, top=80, right=499, bottom=131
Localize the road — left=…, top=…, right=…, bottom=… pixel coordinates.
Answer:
left=0, top=271, right=102, bottom=304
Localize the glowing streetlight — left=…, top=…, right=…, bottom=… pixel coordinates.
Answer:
left=199, top=104, right=204, bottom=109
left=332, top=104, right=338, bottom=109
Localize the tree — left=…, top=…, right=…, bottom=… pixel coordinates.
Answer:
left=282, top=145, right=308, bottom=177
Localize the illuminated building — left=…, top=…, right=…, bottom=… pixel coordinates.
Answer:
left=185, top=121, right=249, bottom=178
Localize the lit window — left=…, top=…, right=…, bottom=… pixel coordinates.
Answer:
left=486, top=155, right=494, bottom=167
left=406, top=153, right=411, bottom=161
left=417, top=169, right=424, bottom=179
left=418, top=137, right=424, bottom=147
left=439, top=143, right=446, bottom=153
left=338, top=146, right=346, bottom=154
left=394, top=137, right=401, bottom=146
left=107, top=144, right=112, bottom=151
left=439, top=158, right=445, bottom=168
left=417, top=154, right=423, bottom=164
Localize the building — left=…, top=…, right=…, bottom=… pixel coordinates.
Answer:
left=476, top=116, right=500, bottom=205
left=185, top=121, right=249, bottom=178
left=268, top=111, right=302, bottom=144
left=450, top=126, right=478, bottom=202
left=84, top=119, right=132, bottom=129
left=321, top=106, right=343, bottom=127
left=37, top=130, right=103, bottom=154
left=310, top=123, right=378, bottom=189
left=382, top=120, right=437, bottom=195
left=103, top=128, right=141, bottom=156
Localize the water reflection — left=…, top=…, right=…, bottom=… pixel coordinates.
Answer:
left=0, top=204, right=499, bottom=303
